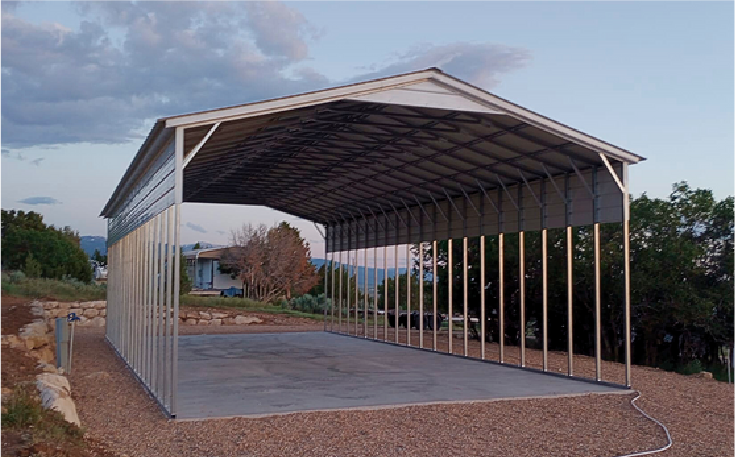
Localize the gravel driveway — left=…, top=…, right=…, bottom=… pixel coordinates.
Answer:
left=69, top=325, right=733, bottom=457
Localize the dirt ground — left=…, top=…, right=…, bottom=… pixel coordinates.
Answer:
left=1, top=297, right=118, bottom=457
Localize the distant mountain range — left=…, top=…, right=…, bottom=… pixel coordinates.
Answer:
left=78, top=239, right=397, bottom=291
left=80, top=236, right=107, bottom=257
left=80, top=237, right=224, bottom=258
left=310, top=258, right=406, bottom=291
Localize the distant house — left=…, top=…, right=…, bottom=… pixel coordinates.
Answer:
left=183, top=247, right=241, bottom=291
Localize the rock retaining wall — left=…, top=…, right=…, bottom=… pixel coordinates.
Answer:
left=40, top=301, right=106, bottom=327
left=0, top=301, right=80, bottom=426
left=38, top=300, right=264, bottom=327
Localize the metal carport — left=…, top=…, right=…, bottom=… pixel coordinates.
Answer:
left=101, top=68, right=644, bottom=417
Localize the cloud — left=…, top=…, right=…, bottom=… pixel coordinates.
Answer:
left=1, top=149, right=9, bottom=156
left=216, top=230, right=226, bottom=236
left=2, top=3, right=530, bottom=149
left=18, top=196, right=60, bottom=205
left=350, top=42, right=531, bottom=88
left=186, top=222, right=207, bottom=233
left=30, top=157, right=44, bottom=166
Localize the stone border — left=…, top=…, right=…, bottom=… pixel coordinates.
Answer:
left=1, top=301, right=80, bottom=425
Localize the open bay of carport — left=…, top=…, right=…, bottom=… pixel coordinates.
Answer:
left=176, top=331, right=629, bottom=419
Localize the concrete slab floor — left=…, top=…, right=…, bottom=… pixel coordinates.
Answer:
left=177, top=332, right=628, bottom=419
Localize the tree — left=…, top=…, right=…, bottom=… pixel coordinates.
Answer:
left=92, top=249, right=107, bottom=264
left=193, top=242, right=201, bottom=250
left=1, top=209, right=92, bottom=283
left=222, top=222, right=320, bottom=302
left=23, top=253, right=42, bottom=278
left=179, top=248, right=192, bottom=295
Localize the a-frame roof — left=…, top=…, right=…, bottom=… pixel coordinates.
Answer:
left=103, top=68, right=643, bottom=240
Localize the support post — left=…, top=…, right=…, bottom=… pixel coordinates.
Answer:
left=623, top=163, right=632, bottom=387
left=173, top=126, right=183, bottom=417
left=432, top=239, right=438, bottom=351
left=498, top=185, right=505, bottom=364
left=541, top=178, right=548, bottom=372
left=593, top=167, right=602, bottom=381
left=406, top=225, right=411, bottom=346
left=374, top=215, right=378, bottom=340
left=324, top=224, right=329, bottom=332
left=347, top=221, right=351, bottom=335
left=394, top=212, right=399, bottom=343
left=364, top=221, right=369, bottom=338
left=519, top=184, right=526, bottom=368
left=448, top=237, right=453, bottom=354
left=463, top=236, right=468, bottom=357
left=339, top=222, right=344, bottom=333
left=419, top=204, right=424, bottom=348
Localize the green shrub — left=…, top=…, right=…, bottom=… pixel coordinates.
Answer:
left=1, top=387, right=42, bottom=429
left=678, top=359, right=703, bottom=376
left=9, top=270, right=26, bottom=283
left=23, top=253, right=43, bottom=278
left=289, top=293, right=330, bottom=314
left=1, top=274, right=106, bottom=301
left=1, top=387, right=84, bottom=443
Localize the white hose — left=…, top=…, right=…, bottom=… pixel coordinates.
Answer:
left=613, top=391, right=672, bottom=457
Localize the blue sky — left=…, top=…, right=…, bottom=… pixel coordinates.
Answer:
left=1, top=1, right=733, bottom=256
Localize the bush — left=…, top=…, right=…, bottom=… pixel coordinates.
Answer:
left=9, top=270, right=26, bottom=283
left=289, top=293, right=330, bottom=314
left=677, top=359, right=703, bottom=376
left=1, top=387, right=42, bottom=429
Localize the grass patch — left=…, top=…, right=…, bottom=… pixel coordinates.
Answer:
left=2, top=271, right=106, bottom=302
left=1, top=386, right=85, bottom=445
left=180, top=295, right=324, bottom=320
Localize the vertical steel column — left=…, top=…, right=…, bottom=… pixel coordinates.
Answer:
left=324, top=224, right=329, bottom=332
left=542, top=228, right=548, bottom=371
left=448, top=238, right=453, bottom=354
left=463, top=236, right=468, bottom=357
left=541, top=179, right=549, bottom=372
left=406, top=231, right=411, bottom=346
left=165, top=208, right=173, bottom=406
left=448, top=195, right=453, bottom=354
left=519, top=184, right=526, bottom=368
left=433, top=202, right=438, bottom=351
left=373, top=216, right=378, bottom=340
left=593, top=167, right=602, bottom=381
left=394, top=212, right=399, bottom=343
left=157, top=211, right=166, bottom=400
left=498, top=186, right=505, bottom=363
left=354, top=227, right=358, bottom=337
left=480, top=236, right=486, bottom=359
left=339, top=222, right=344, bottom=333
left=383, top=216, right=388, bottom=341
left=623, top=163, right=632, bottom=387
left=138, top=226, right=144, bottom=374
left=462, top=197, right=468, bottom=357
left=364, top=221, right=369, bottom=338
left=480, top=189, right=486, bottom=360
left=173, top=126, right=183, bottom=417
left=144, top=221, right=152, bottom=387
left=418, top=204, right=425, bottom=349
left=594, top=222, right=602, bottom=381
left=151, top=214, right=159, bottom=392
left=331, top=225, right=336, bottom=331
left=131, top=229, right=138, bottom=371
left=347, top=221, right=351, bottom=335
left=565, top=173, right=574, bottom=376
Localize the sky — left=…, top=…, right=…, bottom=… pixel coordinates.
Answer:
left=1, top=1, right=733, bottom=258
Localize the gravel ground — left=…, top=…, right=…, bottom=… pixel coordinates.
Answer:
left=70, top=322, right=733, bottom=457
